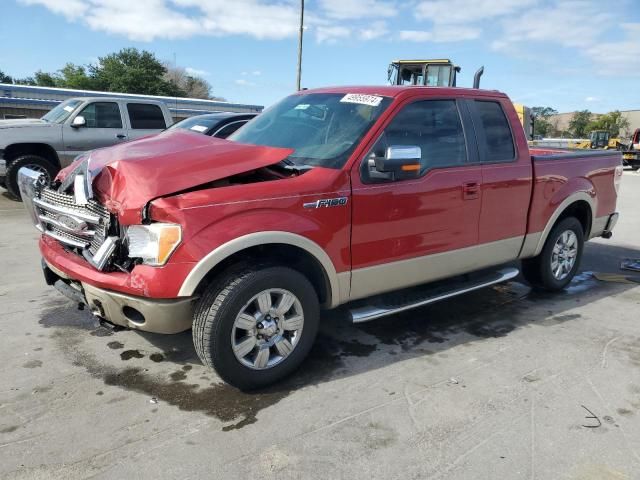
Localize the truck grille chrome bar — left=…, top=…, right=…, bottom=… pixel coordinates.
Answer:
left=38, top=214, right=96, bottom=237
left=33, top=197, right=101, bottom=224
left=18, top=167, right=117, bottom=270
left=43, top=230, right=89, bottom=249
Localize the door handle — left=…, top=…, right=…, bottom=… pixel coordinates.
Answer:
left=116, top=134, right=128, bottom=139
left=462, top=181, right=480, bottom=200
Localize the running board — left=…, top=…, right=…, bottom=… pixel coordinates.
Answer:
left=349, top=267, right=519, bottom=323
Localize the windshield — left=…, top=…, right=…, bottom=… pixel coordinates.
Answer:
left=41, top=99, right=83, bottom=124
left=168, top=116, right=219, bottom=134
left=229, top=93, right=392, bottom=168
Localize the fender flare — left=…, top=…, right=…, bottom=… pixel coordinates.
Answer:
left=177, top=231, right=348, bottom=308
left=522, top=191, right=596, bottom=258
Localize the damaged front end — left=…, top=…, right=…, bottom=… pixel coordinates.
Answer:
left=18, top=158, right=122, bottom=272
left=19, top=161, right=195, bottom=333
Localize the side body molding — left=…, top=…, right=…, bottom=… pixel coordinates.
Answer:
left=177, top=231, right=348, bottom=308
left=519, top=191, right=596, bottom=259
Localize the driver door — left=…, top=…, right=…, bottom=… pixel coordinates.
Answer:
left=349, top=98, right=483, bottom=300
left=61, top=101, right=128, bottom=164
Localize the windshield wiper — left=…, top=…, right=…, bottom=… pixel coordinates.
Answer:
left=279, top=157, right=313, bottom=172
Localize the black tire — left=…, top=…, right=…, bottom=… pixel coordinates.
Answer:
left=5, top=155, right=58, bottom=200
left=521, top=217, right=584, bottom=291
left=193, top=266, right=320, bottom=390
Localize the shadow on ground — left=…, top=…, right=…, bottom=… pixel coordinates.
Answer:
left=36, top=242, right=640, bottom=430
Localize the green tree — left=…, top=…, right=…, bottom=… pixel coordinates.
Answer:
left=569, top=110, right=592, bottom=137
left=0, top=69, right=13, bottom=83
left=14, top=76, right=36, bottom=85
left=90, top=48, right=183, bottom=96
left=586, top=110, right=630, bottom=137
left=56, top=64, right=95, bottom=90
left=2, top=49, right=209, bottom=98
left=531, top=106, right=558, bottom=137
left=33, top=70, right=58, bottom=87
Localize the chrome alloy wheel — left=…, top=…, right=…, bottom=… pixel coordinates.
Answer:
left=25, top=164, right=51, bottom=183
left=551, top=230, right=578, bottom=280
left=231, top=288, right=304, bottom=370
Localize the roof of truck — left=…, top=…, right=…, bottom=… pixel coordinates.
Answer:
left=66, top=96, right=166, bottom=104
left=300, top=85, right=508, bottom=99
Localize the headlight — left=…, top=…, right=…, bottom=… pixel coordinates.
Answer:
left=125, top=223, right=182, bottom=266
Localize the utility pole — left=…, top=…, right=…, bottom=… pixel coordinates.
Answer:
left=296, top=0, right=304, bottom=91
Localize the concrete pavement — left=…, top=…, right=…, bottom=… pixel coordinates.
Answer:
left=1, top=173, right=639, bottom=479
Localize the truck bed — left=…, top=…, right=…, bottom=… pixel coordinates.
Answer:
left=527, top=148, right=621, bottom=241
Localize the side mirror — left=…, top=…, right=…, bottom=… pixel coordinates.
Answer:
left=369, top=145, right=422, bottom=181
left=71, top=115, right=86, bottom=128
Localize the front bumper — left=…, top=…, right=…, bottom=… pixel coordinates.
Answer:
left=43, top=260, right=195, bottom=334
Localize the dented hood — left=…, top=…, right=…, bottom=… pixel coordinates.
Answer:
left=76, top=129, right=293, bottom=221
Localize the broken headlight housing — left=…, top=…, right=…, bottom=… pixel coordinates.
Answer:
left=125, top=223, right=182, bottom=266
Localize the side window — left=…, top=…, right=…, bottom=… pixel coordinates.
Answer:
left=473, top=101, right=515, bottom=162
left=127, top=103, right=167, bottom=129
left=364, top=99, right=467, bottom=181
left=78, top=102, right=122, bottom=128
left=213, top=121, right=246, bottom=139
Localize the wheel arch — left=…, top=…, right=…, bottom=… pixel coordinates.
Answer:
left=4, top=143, right=61, bottom=170
left=178, top=232, right=349, bottom=308
left=526, top=192, right=595, bottom=258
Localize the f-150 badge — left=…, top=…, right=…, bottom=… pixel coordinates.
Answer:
left=303, top=197, right=348, bottom=209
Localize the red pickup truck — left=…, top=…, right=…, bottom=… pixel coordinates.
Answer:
left=19, top=86, right=622, bottom=389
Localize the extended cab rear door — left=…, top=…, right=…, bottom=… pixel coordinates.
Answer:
left=349, top=97, right=483, bottom=300
left=465, top=98, right=533, bottom=261
left=124, top=102, right=170, bottom=141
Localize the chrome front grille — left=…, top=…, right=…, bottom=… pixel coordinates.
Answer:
left=40, top=188, right=109, bottom=220
left=19, top=163, right=120, bottom=271
left=35, top=188, right=111, bottom=256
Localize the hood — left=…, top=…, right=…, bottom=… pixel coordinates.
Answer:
left=0, top=118, right=49, bottom=129
left=77, top=129, right=293, bottom=222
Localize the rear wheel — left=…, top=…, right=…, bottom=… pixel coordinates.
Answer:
left=521, top=217, right=584, bottom=291
left=5, top=155, right=57, bottom=199
left=192, top=266, right=319, bottom=390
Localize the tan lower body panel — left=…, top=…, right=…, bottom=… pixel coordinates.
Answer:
left=349, top=236, right=524, bottom=302
left=82, top=283, right=196, bottom=334
left=589, top=215, right=609, bottom=239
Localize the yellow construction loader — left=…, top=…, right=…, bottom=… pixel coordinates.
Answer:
left=387, top=59, right=534, bottom=139
left=568, top=130, right=624, bottom=149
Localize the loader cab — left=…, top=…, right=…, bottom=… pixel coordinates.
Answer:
left=388, top=59, right=460, bottom=87
left=589, top=130, right=609, bottom=149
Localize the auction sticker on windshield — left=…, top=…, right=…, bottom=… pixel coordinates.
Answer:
left=340, top=94, right=383, bottom=107
left=190, top=125, right=208, bottom=133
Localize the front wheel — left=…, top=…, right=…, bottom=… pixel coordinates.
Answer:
left=193, top=266, right=320, bottom=390
left=5, top=155, right=58, bottom=199
left=521, top=217, right=585, bottom=291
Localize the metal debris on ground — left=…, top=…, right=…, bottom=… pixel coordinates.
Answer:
left=149, top=397, right=158, bottom=404
left=449, top=378, right=459, bottom=385
left=621, top=259, right=640, bottom=273
left=592, top=272, right=640, bottom=284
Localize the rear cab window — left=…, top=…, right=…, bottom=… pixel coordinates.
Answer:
left=127, top=103, right=167, bottom=129
left=470, top=100, right=515, bottom=163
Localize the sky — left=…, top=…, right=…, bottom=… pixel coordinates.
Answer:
left=1, top=0, right=639, bottom=113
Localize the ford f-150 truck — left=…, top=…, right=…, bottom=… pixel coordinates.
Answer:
left=1, top=97, right=173, bottom=199
left=18, top=86, right=623, bottom=389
